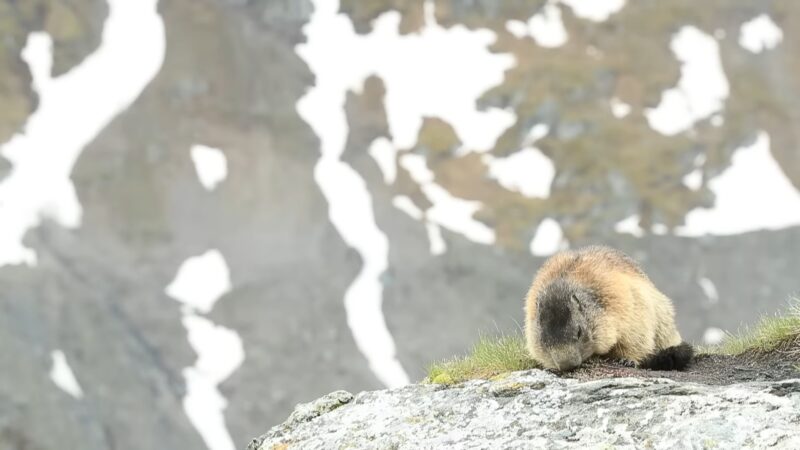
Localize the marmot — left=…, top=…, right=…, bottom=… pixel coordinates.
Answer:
left=524, top=245, right=693, bottom=371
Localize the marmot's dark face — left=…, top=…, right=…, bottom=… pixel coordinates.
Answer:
left=536, top=278, right=596, bottom=371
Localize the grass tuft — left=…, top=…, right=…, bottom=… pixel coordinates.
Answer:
left=426, top=332, right=539, bottom=385
left=427, top=300, right=800, bottom=385
left=711, top=301, right=800, bottom=357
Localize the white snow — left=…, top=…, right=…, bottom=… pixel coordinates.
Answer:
left=400, top=154, right=496, bottom=245
left=526, top=123, right=550, bottom=143
left=425, top=222, right=447, bottom=255
left=165, top=250, right=232, bottom=315
left=423, top=183, right=495, bottom=245
left=610, top=97, right=631, bottom=118
left=484, top=147, right=555, bottom=198
left=166, top=250, right=243, bottom=450
left=399, top=153, right=435, bottom=183
left=297, top=0, right=515, bottom=154
left=683, top=154, right=707, bottom=191
left=651, top=223, right=668, bottom=235
left=530, top=218, right=567, bottom=256
left=528, top=2, right=569, bottom=48
left=559, top=0, right=626, bottom=22
left=190, top=145, right=228, bottom=191
left=181, top=314, right=245, bottom=450
left=703, top=327, right=726, bottom=345
left=49, top=350, right=83, bottom=398
left=506, top=2, right=568, bottom=48
left=505, top=0, right=625, bottom=47
left=698, top=277, right=719, bottom=304
left=392, top=193, right=450, bottom=256
left=368, top=137, right=397, bottom=184
left=615, top=214, right=669, bottom=236
left=645, top=26, right=729, bottom=136
left=0, top=0, right=165, bottom=267
left=739, top=14, right=783, bottom=54
left=677, top=132, right=800, bottom=236
left=392, top=195, right=423, bottom=220
left=683, top=169, right=703, bottom=190
left=299, top=0, right=450, bottom=388
left=505, top=20, right=530, bottom=39
left=614, top=214, right=644, bottom=237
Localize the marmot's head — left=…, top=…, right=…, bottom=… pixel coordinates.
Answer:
left=535, top=277, right=598, bottom=371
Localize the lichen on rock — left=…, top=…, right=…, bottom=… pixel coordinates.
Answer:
left=247, top=369, right=800, bottom=449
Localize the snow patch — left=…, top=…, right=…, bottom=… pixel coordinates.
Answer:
left=615, top=214, right=644, bottom=237
left=683, top=169, right=703, bottom=190
left=0, top=0, right=165, bottom=267
left=167, top=250, right=243, bottom=450
left=615, top=214, right=668, bottom=236
left=424, top=184, right=495, bottom=245
left=49, top=350, right=83, bottom=399
left=298, top=0, right=514, bottom=155
left=166, top=250, right=232, bottom=315
left=677, top=132, right=800, bottom=236
left=559, top=0, right=626, bottom=22
left=181, top=314, right=245, bottom=450
left=399, top=153, right=434, bottom=183
left=526, top=123, right=550, bottom=144
left=190, top=145, right=228, bottom=191
left=698, top=277, right=720, bottom=304
left=392, top=195, right=423, bottom=220
left=610, top=97, right=631, bottom=118
left=400, top=154, right=495, bottom=245
left=528, top=3, right=569, bottom=48
left=506, top=0, right=625, bottom=47
left=739, top=14, right=783, bottom=54
left=368, top=137, right=397, bottom=184
left=530, top=218, right=567, bottom=256
left=484, top=148, right=555, bottom=198
left=703, top=327, right=726, bottom=345
left=425, top=222, right=446, bottom=255
left=506, top=3, right=567, bottom=48
left=298, top=0, right=439, bottom=388
left=683, top=154, right=706, bottom=191
left=645, top=27, right=729, bottom=136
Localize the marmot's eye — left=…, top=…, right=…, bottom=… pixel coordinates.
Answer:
left=571, top=294, right=583, bottom=311
left=576, top=327, right=583, bottom=339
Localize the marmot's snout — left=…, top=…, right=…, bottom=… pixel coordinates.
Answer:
left=547, top=345, right=584, bottom=371
left=535, top=278, right=594, bottom=371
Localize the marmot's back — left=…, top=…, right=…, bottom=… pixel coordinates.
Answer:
left=524, top=245, right=691, bottom=371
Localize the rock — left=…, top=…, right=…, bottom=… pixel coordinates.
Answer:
left=247, top=370, right=800, bottom=450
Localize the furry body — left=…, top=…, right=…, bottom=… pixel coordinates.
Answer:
left=524, top=245, right=692, bottom=371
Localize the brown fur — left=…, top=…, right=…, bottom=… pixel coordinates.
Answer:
left=525, top=245, right=682, bottom=369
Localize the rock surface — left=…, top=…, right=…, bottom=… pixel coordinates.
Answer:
left=248, top=370, right=800, bottom=450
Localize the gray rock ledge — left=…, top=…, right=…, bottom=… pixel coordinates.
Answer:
left=247, top=370, right=800, bottom=450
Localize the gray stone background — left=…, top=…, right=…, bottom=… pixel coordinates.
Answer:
left=0, top=0, right=798, bottom=449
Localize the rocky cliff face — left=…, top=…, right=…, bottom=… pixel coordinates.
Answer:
left=248, top=370, right=800, bottom=450
left=1, top=0, right=800, bottom=449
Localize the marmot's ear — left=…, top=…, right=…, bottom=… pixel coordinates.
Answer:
left=571, top=293, right=583, bottom=312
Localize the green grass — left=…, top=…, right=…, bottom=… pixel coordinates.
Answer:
left=427, top=300, right=800, bottom=386
left=426, top=332, right=538, bottom=385
left=710, top=301, right=800, bottom=357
